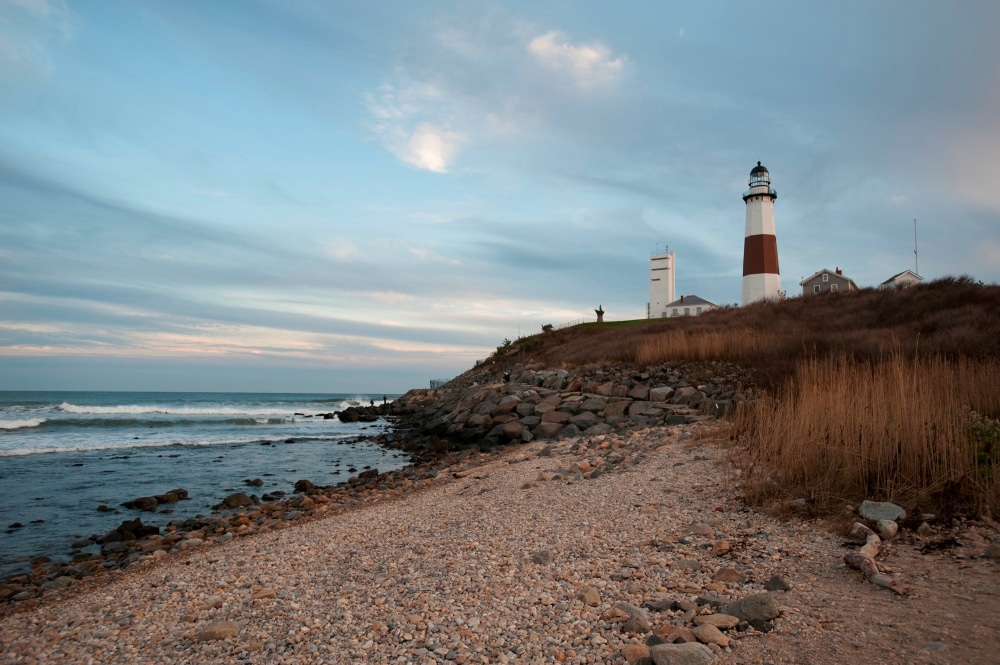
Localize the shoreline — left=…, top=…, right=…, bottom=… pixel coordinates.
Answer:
left=3, top=420, right=998, bottom=664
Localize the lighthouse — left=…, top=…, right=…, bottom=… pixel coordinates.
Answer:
left=741, top=161, right=781, bottom=305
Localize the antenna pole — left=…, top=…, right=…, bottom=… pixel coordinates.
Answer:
left=913, top=218, right=919, bottom=275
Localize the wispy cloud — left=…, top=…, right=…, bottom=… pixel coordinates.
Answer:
left=527, top=31, right=625, bottom=90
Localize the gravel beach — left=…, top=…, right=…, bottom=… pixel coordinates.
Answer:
left=2, top=422, right=998, bottom=665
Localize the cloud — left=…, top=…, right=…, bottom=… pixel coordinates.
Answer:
left=364, top=14, right=631, bottom=173
left=0, top=0, right=72, bottom=94
left=402, top=123, right=463, bottom=173
left=527, top=31, right=625, bottom=89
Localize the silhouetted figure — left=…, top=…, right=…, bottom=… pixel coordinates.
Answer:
left=503, top=371, right=510, bottom=384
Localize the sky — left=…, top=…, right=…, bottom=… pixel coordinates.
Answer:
left=1, top=0, right=999, bottom=393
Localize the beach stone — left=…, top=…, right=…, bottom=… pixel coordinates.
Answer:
left=649, top=641, right=715, bottom=665
left=622, top=644, right=652, bottom=665
left=859, top=500, right=905, bottom=522
left=764, top=575, right=791, bottom=592
left=691, top=623, right=729, bottom=647
left=693, top=614, right=740, bottom=630
left=877, top=519, right=899, bottom=539
left=618, top=603, right=652, bottom=634
left=531, top=550, right=554, bottom=565
left=294, top=479, right=316, bottom=493
left=687, top=522, right=715, bottom=537
left=712, top=568, right=741, bottom=583
left=198, top=620, right=239, bottom=641
left=983, top=543, right=1000, bottom=559
left=577, top=586, right=601, bottom=606
left=722, top=592, right=780, bottom=622
left=665, top=627, right=698, bottom=643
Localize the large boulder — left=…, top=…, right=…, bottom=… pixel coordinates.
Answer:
left=533, top=422, right=564, bottom=439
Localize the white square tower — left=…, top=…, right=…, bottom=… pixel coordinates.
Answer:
left=649, top=248, right=676, bottom=318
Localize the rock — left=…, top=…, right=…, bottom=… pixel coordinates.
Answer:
left=649, top=641, right=716, bottom=665
left=712, top=568, right=741, bottom=583
left=244, top=478, right=264, bottom=487
left=983, top=543, right=1000, bottom=559
left=687, top=522, right=715, bottom=537
left=294, top=479, right=316, bottom=493
left=531, top=550, right=554, bottom=565
left=502, top=420, right=524, bottom=440
left=622, top=643, right=652, bottom=665
left=877, top=519, right=899, bottom=539
left=577, top=586, right=601, bottom=606
left=665, top=627, right=698, bottom=643
left=917, top=521, right=933, bottom=536
left=198, top=619, right=240, bottom=641
left=711, top=540, right=730, bottom=556
left=215, top=493, right=255, bottom=509
left=763, top=575, right=791, bottom=592
left=540, top=410, right=570, bottom=424
left=691, top=623, right=729, bottom=647
left=859, top=500, right=905, bottom=522
left=617, top=603, right=652, bottom=634
left=533, top=422, right=564, bottom=439
left=649, top=386, right=674, bottom=402
left=721, top=592, right=780, bottom=622
left=122, top=496, right=158, bottom=512
left=693, top=614, right=740, bottom=630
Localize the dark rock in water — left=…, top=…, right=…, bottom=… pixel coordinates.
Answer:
left=153, top=492, right=180, bottom=504
left=323, top=413, right=335, bottom=420
left=118, top=518, right=158, bottom=539
left=122, top=497, right=158, bottom=512
left=284, top=438, right=296, bottom=444
left=96, top=505, right=114, bottom=512
left=347, top=467, right=357, bottom=473
left=294, top=479, right=316, bottom=493
left=214, top=493, right=256, bottom=509
left=357, top=469, right=378, bottom=481
left=244, top=478, right=264, bottom=487
left=8, top=523, right=24, bottom=529
left=71, top=538, right=94, bottom=549
left=338, top=409, right=359, bottom=423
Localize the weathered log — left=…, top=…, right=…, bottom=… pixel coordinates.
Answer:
left=844, top=522, right=910, bottom=595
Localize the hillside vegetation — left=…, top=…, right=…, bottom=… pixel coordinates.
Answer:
left=498, top=277, right=1000, bottom=517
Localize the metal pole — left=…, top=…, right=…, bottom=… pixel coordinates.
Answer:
left=914, top=219, right=919, bottom=275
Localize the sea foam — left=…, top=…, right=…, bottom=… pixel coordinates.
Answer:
left=0, top=418, right=47, bottom=430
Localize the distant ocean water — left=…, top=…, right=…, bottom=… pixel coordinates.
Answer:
left=0, top=391, right=410, bottom=576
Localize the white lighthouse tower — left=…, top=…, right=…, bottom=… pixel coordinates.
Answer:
left=648, top=246, right=676, bottom=318
left=741, top=161, right=781, bottom=305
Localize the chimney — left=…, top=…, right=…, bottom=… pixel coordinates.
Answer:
left=836, top=267, right=842, bottom=275
left=680, top=295, right=685, bottom=303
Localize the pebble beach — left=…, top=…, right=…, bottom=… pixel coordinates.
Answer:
left=2, top=420, right=999, bottom=665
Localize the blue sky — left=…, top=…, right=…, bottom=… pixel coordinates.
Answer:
left=2, top=0, right=998, bottom=392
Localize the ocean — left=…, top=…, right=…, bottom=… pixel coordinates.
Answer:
left=0, top=391, right=410, bottom=577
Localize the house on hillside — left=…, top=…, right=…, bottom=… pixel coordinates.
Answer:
left=800, top=267, right=859, bottom=296
left=664, top=295, right=718, bottom=317
left=880, top=270, right=923, bottom=289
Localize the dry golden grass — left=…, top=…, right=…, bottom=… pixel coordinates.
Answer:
left=729, top=353, right=1000, bottom=517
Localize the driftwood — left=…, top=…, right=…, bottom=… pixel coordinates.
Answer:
left=844, top=522, right=911, bottom=595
